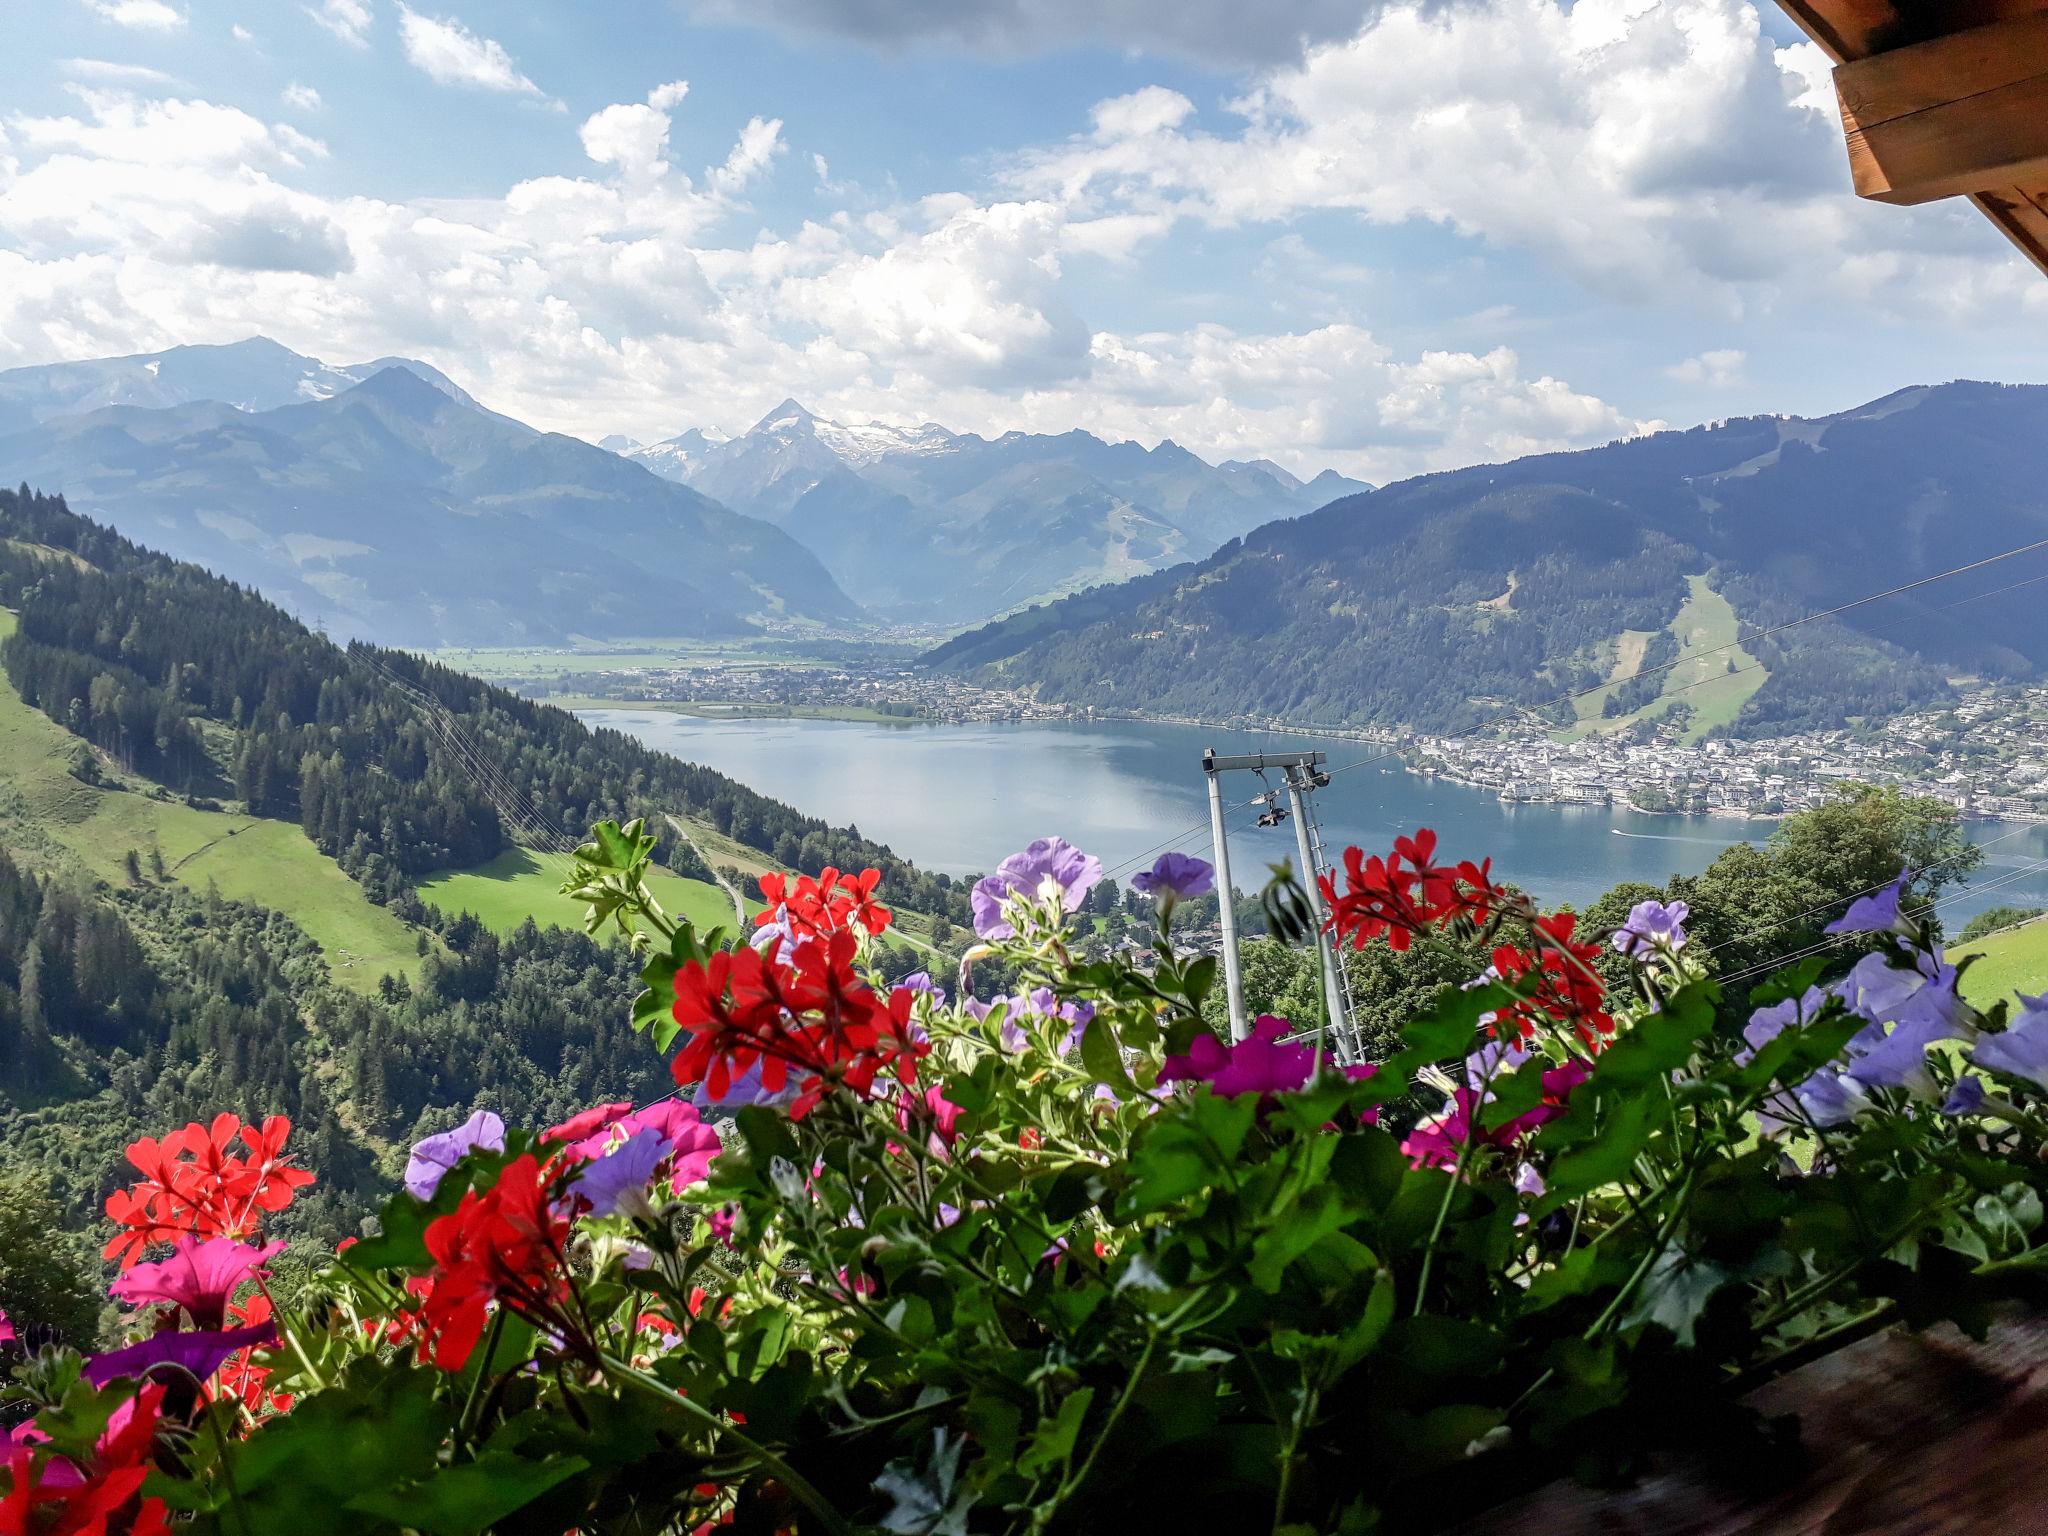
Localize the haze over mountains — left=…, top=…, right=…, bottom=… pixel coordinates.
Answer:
left=0, top=340, right=853, bottom=646
left=930, top=381, right=2048, bottom=736
left=613, top=401, right=1372, bottom=623
left=0, top=338, right=1370, bottom=641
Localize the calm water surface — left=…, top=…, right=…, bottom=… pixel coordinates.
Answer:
left=582, top=711, right=2048, bottom=922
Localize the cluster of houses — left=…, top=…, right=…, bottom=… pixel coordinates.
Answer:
left=1409, top=686, right=2048, bottom=823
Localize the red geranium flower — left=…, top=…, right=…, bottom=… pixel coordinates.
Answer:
left=103, top=1115, right=314, bottom=1269
left=670, top=930, right=925, bottom=1120
left=1492, top=913, right=1614, bottom=1044
left=1321, top=829, right=1513, bottom=954
left=417, top=1155, right=573, bottom=1372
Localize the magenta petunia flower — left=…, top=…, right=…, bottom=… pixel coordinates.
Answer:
left=84, top=1321, right=277, bottom=1388
left=1131, top=852, right=1215, bottom=901
left=404, top=1109, right=506, bottom=1199
left=971, top=837, right=1102, bottom=939
left=108, top=1236, right=284, bottom=1330
left=1159, top=1015, right=1313, bottom=1101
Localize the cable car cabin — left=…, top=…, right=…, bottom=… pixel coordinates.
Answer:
left=1776, top=0, right=2048, bottom=276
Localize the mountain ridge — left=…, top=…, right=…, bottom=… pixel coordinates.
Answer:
left=0, top=356, right=858, bottom=646
left=925, top=379, right=2048, bottom=737
left=617, top=399, right=1374, bottom=624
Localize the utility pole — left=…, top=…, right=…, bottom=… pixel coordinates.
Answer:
left=1201, top=748, right=1351, bottom=1052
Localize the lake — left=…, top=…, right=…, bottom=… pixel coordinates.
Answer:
left=581, top=711, right=2048, bottom=923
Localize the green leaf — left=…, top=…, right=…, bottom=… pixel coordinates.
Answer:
left=1016, top=1387, right=1096, bottom=1478
left=1248, top=1189, right=1353, bottom=1292
left=1079, top=1015, right=1137, bottom=1099
left=1539, top=1092, right=1661, bottom=1201
left=1392, top=982, right=1512, bottom=1067
left=1620, top=1244, right=1735, bottom=1347
left=346, top=1453, right=590, bottom=1536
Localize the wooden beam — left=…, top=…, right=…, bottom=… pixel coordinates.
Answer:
left=1779, top=1, right=2048, bottom=64
left=1972, top=186, right=2048, bottom=277
left=1837, top=13, right=2048, bottom=204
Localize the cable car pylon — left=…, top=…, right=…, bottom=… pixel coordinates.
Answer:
left=1201, top=748, right=1354, bottom=1058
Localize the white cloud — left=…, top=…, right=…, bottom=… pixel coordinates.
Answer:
left=1008, top=0, right=2039, bottom=314
left=1666, top=347, right=1746, bottom=386
left=231, top=24, right=255, bottom=44
left=29, top=4, right=2018, bottom=487
left=78, top=0, right=185, bottom=31
left=579, top=81, right=688, bottom=181
left=707, top=116, right=785, bottom=195
left=62, top=58, right=177, bottom=85
left=397, top=5, right=544, bottom=95
left=306, top=0, right=372, bottom=46
left=282, top=82, right=323, bottom=112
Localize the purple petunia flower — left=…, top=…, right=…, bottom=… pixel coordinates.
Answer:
left=971, top=837, right=1102, bottom=939
left=1131, top=852, right=1214, bottom=901
left=84, top=1322, right=276, bottom=1388
left=1941, top=1076, right=1988, bottom=1116
left=404, top=1109, right=505, bottom=1200
left=1826, top=867, right=1915, bottom=937
left=968, top=988, right=1095, bottom=1053
left=1612, top=898, right=1690, bottom=958
left=571, top=1127, right=671, bottom=1218
left=899, top=971, right=947, bottom=1007
left=1971, top=992, right=2048, bottom=1091
left=693, top=1057, right=804, bottom=1114
left=108, top=1237, right=285, bottom=1331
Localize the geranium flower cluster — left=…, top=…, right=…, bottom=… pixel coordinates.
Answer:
left=1, top=1382, right=173, bottom=1536
left=1319, top=829, right=1511, bottom=953
left=757, top=864, right=892, bottom=944
left=102, top=1113, right=314, bottom=1268
left=416, top=1153, right=574, bottom=1370
left=670, top=927, right=925, bottom=1119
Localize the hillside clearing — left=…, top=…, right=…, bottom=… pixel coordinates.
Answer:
left=417, top=845, right=751, bottom=938
left=1561, top=576, right=1767, bottom=743
left=0, top=609, right=425, bottom=991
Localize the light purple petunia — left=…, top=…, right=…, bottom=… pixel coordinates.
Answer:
left=404, top=1109, right=506, bottom=1200
left=1971, top=992, right=2048, bottom=1091
left=899, top=971, right=947, bottom=1007
left=1131, top=852, right=1215, bottom=901
left=1611, top=898, right=1690, bottom=958
left=968, top=988, right=1094, bottom=1053
left=1826, top=867, right=1914, bottom=937
left=971, top=837, right=1102, bottom=939
left=84, top=1322, right=276, bottom=1387
left=570, top=1127, right=672, bottom=1218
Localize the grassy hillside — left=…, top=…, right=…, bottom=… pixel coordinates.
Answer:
left=1953, top=918, right=2048, bottom=1009
left=419, top=845, right=748, bottom=938
left=0, top=610, right=426, bottom=991
left=1562, top=576, right=1767, bottom=742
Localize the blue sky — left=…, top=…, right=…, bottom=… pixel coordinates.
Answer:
left=4, top=0, right=2044, bottom=479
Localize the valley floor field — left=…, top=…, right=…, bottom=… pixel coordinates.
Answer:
left=418, top=845, right=748, bottom=938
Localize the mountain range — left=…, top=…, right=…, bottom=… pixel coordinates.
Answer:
left=0, top=340, right=853, bottom=646
left=613, top=401, right=1370, bottom=623
left=928, top=381, right=2048, bottom=737
left=0, top=338, right=1371, bottom=641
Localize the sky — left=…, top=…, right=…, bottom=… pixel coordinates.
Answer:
left=3, top=0, right=2045, bottom=481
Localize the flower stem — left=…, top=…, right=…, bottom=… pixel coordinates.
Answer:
left=602, top=1353, right=856, bottom=1536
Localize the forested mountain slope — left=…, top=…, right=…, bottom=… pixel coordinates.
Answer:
left=0, top=366, right=855, bottom=646
left=929, top=381, right=2048, bottom=735
left=0, top=483, right=973, bottom=1245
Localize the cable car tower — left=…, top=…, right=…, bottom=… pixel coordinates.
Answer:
left=1202, top=748, right=1356, bottom=1059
